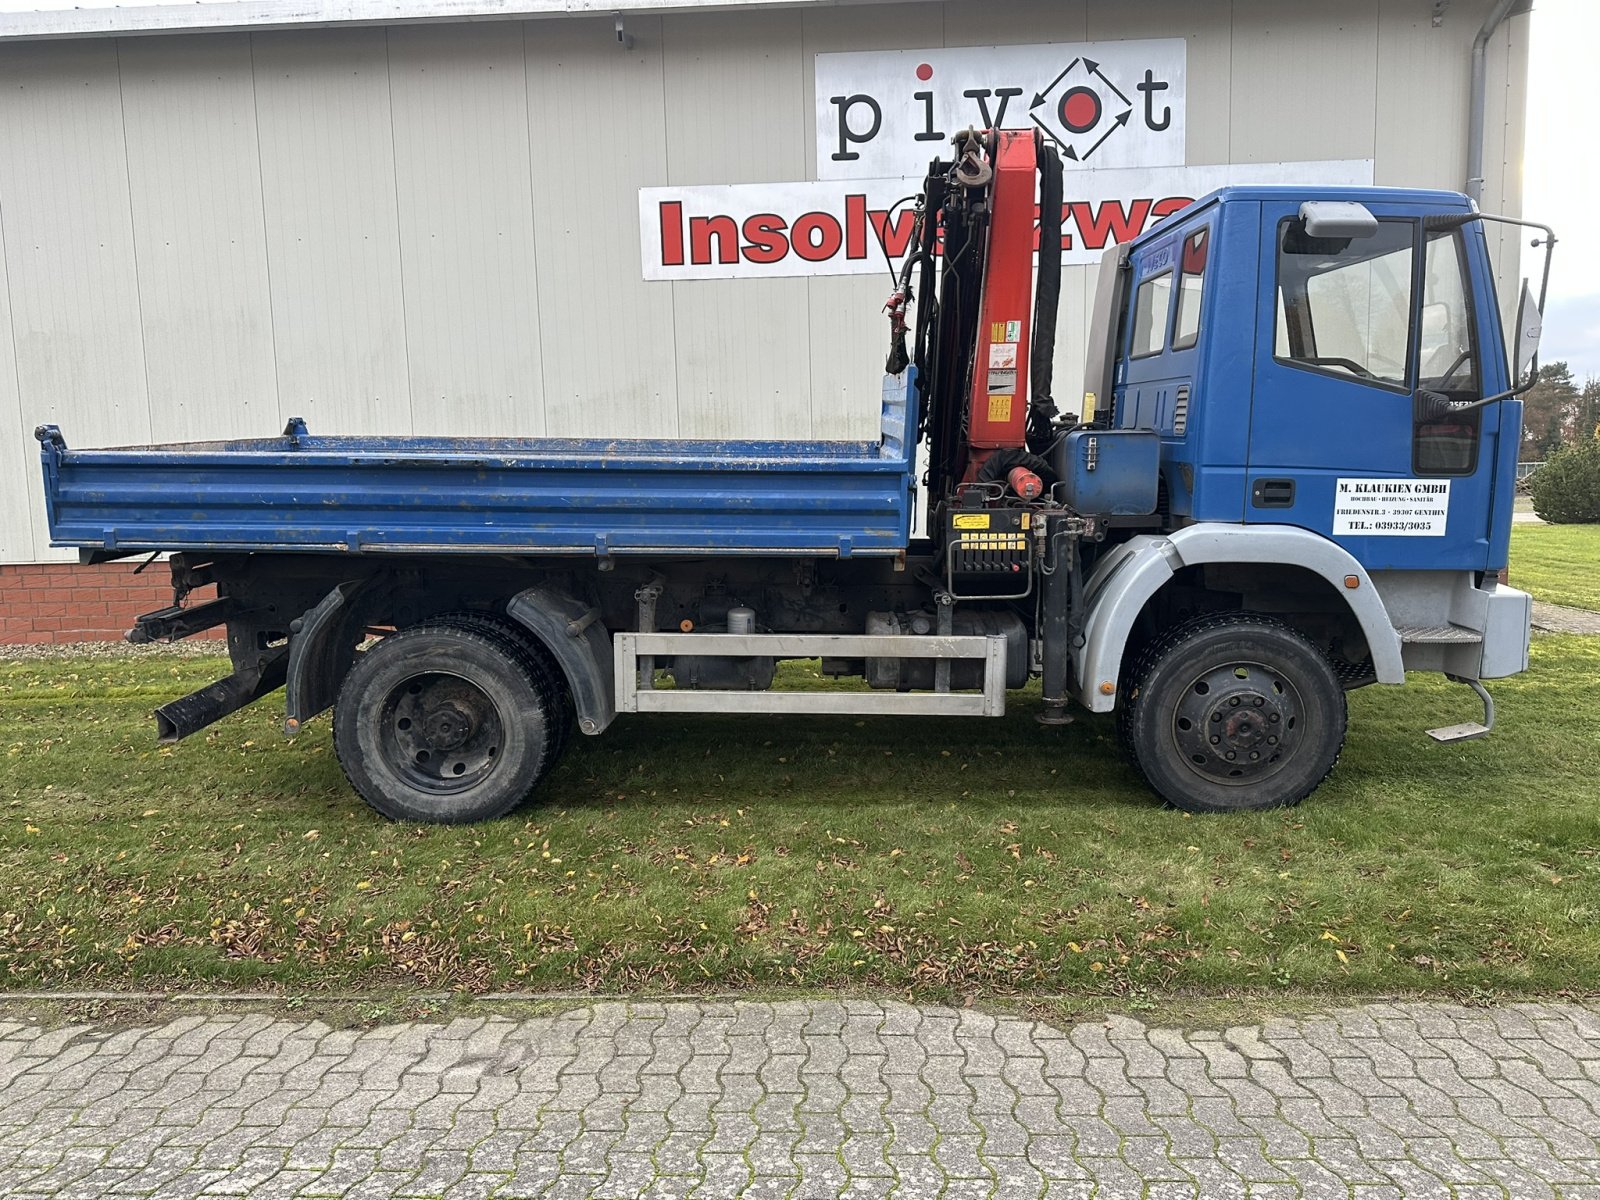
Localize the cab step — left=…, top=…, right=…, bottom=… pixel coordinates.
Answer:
left=1426, top=675, right=1495, bottom=744
left=1398, top=623, right=1483, bottom=644
left=1427, top=721, right=1490, bottom=743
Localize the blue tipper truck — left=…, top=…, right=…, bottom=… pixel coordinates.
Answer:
left=34, top=130, right=1554, bottom=823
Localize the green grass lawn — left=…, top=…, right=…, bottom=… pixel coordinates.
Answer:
left=2, top=640, right=1597, bottom=1001
left=1510, top=522, right=1600, bottom=610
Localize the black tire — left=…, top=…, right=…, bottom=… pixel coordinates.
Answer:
left=422, top=611, right=574, bottom=758
left=333, top=624, right=565, bottom=823
left=1119, top=612, right=1346, bottom=814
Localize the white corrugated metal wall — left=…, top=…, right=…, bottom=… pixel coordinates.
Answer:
left=0, top=0, right=1529, bottom=564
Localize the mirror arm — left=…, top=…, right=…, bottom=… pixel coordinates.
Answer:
left=1433, top=372, right=1539, bottom=417
left=1470, top=214, right=1563, bottom=321
left=1424, top=209, right=1557, bottom=396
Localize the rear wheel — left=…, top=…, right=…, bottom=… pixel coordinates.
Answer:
left=1119, top=612, right=1346, bottom=813
left=423, top=610, right=574, bottom=758
left=333, top=623, right=565, bottom=823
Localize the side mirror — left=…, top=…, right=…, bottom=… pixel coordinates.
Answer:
left=1299, top=201, right=1378, bottom=240
left=1513, top=279, right=1543, bottom=386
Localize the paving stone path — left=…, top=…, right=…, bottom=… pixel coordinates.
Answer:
left=1, top=1000, right=1598, bottom=1199
left=1531, top=601, right=1600, bottom=636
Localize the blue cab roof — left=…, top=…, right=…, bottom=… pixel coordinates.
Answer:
left=1129, top=184, right=1475, bottom=249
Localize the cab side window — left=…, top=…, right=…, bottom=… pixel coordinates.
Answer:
left=1275, top=218, right=1414, bottom=389
left=1418, top=231, right=1480, bottom=395
left=1414, top=230, right=1482, bottom=475
left=1130, top=270, right=1173, bottom=359
left=1172, top=227, right=1209, bottom=350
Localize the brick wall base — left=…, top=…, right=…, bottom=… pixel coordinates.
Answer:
left=0, top=562, right=217, bottom=645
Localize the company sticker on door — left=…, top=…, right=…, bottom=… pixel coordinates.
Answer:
left=1333, top=479, right=1451, bottom=537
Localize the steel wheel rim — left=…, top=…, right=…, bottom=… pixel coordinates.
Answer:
left=1170, top=658, right=1303, bottom=786
left=378, top=670, right=505, bottom=796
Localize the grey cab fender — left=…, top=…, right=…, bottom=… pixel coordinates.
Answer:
left=1072, top=523, right=1406, bottom=713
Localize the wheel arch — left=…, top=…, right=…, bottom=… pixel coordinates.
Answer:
left=284, top=577, right=373, bottom=732
left=1075, top=523, right=1405, bottom=713
left=283, top=577, right=617, bottom=738
left=505, top=584, right=616, bottom=735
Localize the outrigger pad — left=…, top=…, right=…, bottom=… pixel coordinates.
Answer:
left=1427, top=721, right=1490, bottom=744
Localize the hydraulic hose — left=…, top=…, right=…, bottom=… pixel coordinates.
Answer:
left=1029, top=141, right=1065, bottom=451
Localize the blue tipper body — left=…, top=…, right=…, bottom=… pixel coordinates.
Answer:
left=37, top=372, right=921, bottom=559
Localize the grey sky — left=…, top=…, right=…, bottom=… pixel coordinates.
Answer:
left=1523, top=0, right=1598, bottom=380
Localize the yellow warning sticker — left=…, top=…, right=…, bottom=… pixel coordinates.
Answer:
left=991, top=322, right=1007, bottom=343
left=988, top=394, right=1013, bottom=423
left=952, top=513, right=991, bottom=529
left=1021, top=512, right=1031, bottom=529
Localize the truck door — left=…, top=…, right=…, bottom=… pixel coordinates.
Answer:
left=1115, top=215, right=1219, bottom=521
left=1244, top=200, right=1506, bottom=569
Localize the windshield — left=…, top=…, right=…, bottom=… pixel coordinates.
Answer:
left=1275, top=218, right=1415, bottom=388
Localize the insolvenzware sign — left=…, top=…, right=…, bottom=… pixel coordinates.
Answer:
left=640, top=39, right=1374, bottom=282
left=638, top=161, right=1375, bottom=282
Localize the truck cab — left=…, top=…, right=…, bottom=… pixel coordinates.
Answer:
left=1077, top=186, right=1534, bottom=725
left=1117, top=187, right=1516, bottom=565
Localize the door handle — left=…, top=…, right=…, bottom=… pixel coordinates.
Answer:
left=1251, top=479, right=1296, bottom=508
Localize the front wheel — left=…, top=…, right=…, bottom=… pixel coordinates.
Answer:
left=1119, top=613, right=1346, bottom=813
left=333, top=623, right=566, bottom=823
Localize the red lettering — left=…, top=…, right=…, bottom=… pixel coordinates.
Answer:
left=741, top=213, right=789, bottom=264
left=1152, top=195, right=1194, bottom=222
left=845, top=193, right=869, bottom=259
left=664, top=192, right=1187, bottom=272
left=659, top=201, right=685, bottom=267
left=868, top=207, right=918, bottom=259
left=689, top=214, right=740, bottom=265
left=1067, top=198, right=1154, bottom=251
left=791, top=211, right=843, bottom=262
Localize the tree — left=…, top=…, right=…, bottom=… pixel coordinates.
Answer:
left=1528, top=434, right=1600, bottom=524
left=1520, top=361, right=1581, bottom=461
left=1581, top=378, right=1600, bottom=444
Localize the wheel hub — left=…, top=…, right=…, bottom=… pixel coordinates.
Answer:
left=1171, top=661, right=1300, bottom=785
left=421, top=703, right=476, bottom=751
left=380, top=672, right=505, bottom=795
left=1219, top=704, right=1269, bottom=751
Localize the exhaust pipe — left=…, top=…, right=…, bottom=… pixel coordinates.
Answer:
left=155, top=650, right=289, bottom=743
